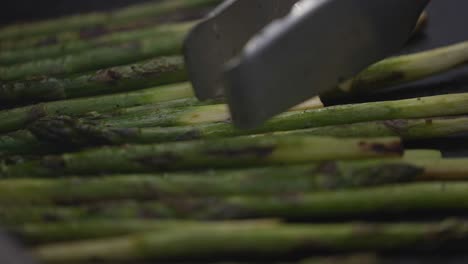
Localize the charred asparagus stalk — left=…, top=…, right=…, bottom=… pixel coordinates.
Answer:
left=0, top=56, right=186, bottom=108
left=0, top=32, right=188, bottom=81
left=0, top=22, right=194, bottom=65
left=0, top=82, right=194, bottom=133
left=3, top=157, right=468, bottom=206
left=98, top=93, right=468, bottom=129
left=0, top=161, right=425, bottom=205
left=0, top=0, right=220, bottom=41
left=0, top=17, right=190, bottom=52
left=0, top=136, right=403, bottom=177
left=12, top=219, right=211, bottom=245
left=2, top=115, right=466, bottom=156
left=2, top=92, right=467, bottom=156
left=34, top=219, right=468, bottom=263
left=274, top=116, right=468, bottom=140
left=3, top=93, right=468, bottom=156
left=6, top=181, right=468, bottom=224
left=44, top=92, right=455, bottom=131
left=300, top=254, right=379, bottom=264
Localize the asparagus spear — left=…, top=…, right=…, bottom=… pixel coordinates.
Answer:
left=0, top=98, right=222, bottom=155
left=0, top=22, right=194, bottom=65
left=274, top=116, right=468, bottom=140
left=2, top=155, right=467, bottom=206
left=3, top=115, right=465, bottom=156
left=108, top=114, right=468, bottom=143
left=78, top=92, right=463, bottom=129
left=413, top=11, right=429, bottom=35
left=301, top=254, right=379, bottom=264
left=12, top=219, right=212, bottom=245
left=0, top=21, right=160, bottom=52
left=101, top=96, right=323, bottom=128
left=0, top=206, right=92, bottom=226
left=0, top=130, right=57, bottom=156
left=0, top=0, right=220, bottom=41
left=34, top=219, right=468, bottom=263
left=15, top=181, right=468, bottom=223
left=97, top=93, right=468, bottom=130
left=402, top=149, right=442, bottom=160
left=0, top=160, right=428, bottom=205
left=0, top=82, right=194, bottom=133
left=0, top=32, right=188, bottom=81
left=0, top=136, right=402, bottom=177
left=0, top=56, right=186, bottom=108
left=323, top=41, right=468, bottom=98
left=0, top=6, right=206, bottom=52
left=0, top=12, right=434, bottom=68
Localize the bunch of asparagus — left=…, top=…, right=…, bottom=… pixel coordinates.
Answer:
left=2, top=1, right=468, bottom=263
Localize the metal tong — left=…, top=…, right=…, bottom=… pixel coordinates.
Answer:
left=184, top=0, right=430, bottom=129
left=0, top=230, right=36, bottom=264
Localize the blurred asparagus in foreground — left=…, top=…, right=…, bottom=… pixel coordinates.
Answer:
left=2, top=157, right=468, bottom=206
left=0, top=56, right=186, bottom=108
left=5, top=182, right=468, bottom=224
left=0, top=160, right=428, bottom=205
left=0, top=136, right=402, bottom=177
left=12, top=219, right=222, bottom=245
left=34, top=219, right=468, bottom=263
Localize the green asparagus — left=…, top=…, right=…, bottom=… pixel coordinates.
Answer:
left=274, top=116, right=468, bottom=140
left=0, top=56, right=186, bottom=107
left=0, top=30, right=187, bottom=81
left=2, top=156, right=468, bottom=206
left=0, top=9, right=201, bottom=52
left=0, top=0, right=220, bottom=41
left=300, top=254, right=379, bottom=264
left=3, top=92, right=468, bottom=156
left=0, top=22, right=194, bottom=65
left=0, top=82, right=194, bottom=133
left=0, top=135, right=403, bottom=177
left=0, top=161, right=425, bottom=205
left=97, top=93, right=468, bottom=130
left=402, top=149, right=442, bottom=160
left=34, top=219, right=468, bottom=263
left=323, top=41, right=468, bottom=98
left=9, top=181, right=468, bottom=223
left=2, top=115, right=466, bottom=156
left=12, top=219, right=212, bottom=245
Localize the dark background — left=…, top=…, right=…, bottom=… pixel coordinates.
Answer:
left=0, top=0, right=152, bottom=25
left=0, top=0, right=467, bottom=157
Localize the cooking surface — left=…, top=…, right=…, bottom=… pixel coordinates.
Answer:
left=399, top=0, right=468, bottom=157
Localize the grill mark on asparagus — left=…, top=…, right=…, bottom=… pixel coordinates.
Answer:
left=383, top=120, right=410, bottom=134
left=205, top=146, right=276, bottom=159
left=358, top=141, right=404, bottom=155
left=136, top=152, right=182, bottom=170
left=92, top=69, right=123, bottom=83
left=26, top=105, right=48, bottom=124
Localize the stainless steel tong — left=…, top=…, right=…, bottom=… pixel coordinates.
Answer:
left=0, top=230, right=36, bottom=264
left=184, top=0, right=430, bottom=128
